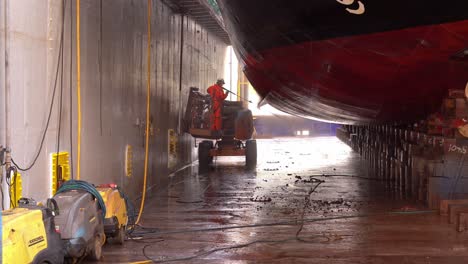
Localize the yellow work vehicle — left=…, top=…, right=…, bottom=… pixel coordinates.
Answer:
left=2, top=204, right=64, bottom=264
left=97, top=184, right=128, bottom=244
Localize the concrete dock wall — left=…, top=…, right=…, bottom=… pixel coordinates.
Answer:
left=0, top=0, right=227, bottom=205
left=337, top=125, right=468, bottom=208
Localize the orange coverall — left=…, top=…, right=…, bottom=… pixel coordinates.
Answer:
left=207, top=84, right=228, bottom=131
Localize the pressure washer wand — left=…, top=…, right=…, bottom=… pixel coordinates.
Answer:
left=222, top=87, right=253, bottom=104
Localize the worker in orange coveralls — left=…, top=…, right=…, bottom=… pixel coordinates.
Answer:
left=207, top=78, right=229, bottom=131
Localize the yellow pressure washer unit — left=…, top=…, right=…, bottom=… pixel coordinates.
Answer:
left=2, top=198, right=64, bottom=264
left=96, top=184, right=129, bottom=245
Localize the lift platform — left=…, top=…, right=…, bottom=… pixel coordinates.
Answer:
left=183, top=87, right=256, bottom=168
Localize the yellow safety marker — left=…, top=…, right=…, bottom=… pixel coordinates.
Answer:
left=51, top=152, right=70, bottom=195
left=125, top=145, right=134, bottom=177
left=9, top=172, right=22, bottom=208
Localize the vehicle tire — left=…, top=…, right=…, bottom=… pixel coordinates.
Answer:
left=115, top=226, right=125, bottom=245
left=206, top=141, right=214, bottom=164
left=246, top=140, right=257, bottom=168
left=235, top=110, right=254, bottom=140
left=32, top=256, right=53, bottom=264
left=32, top=228, right=65, bottom=264
left=32, top=255, right=57, bottom=264
left=198, top=141, right=212, bottom=169
left=89, top=236, right=102, bottom=261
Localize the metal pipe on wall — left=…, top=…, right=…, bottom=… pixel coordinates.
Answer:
left=229, top=47, right=232, bottom=101
left=2, top=0, right=10, bottom=150
left=1, top=0, right=10, bottom=210
left=177, top=14, right=185, bottom=134
left=99, top=0, right=103, bottom=136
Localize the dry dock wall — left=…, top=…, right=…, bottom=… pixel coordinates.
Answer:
left=336, top=91, right=468, bottom=231
left=336, top=125, right=468, bottom=231
left=0, top=0, right=226, bottom=205
left=337, top=125, right=468, bottom=203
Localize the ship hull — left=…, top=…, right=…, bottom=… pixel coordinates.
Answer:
left=217, top=0, right=468, bottom=124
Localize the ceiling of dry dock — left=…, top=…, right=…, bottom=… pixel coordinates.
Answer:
left=165, top=0, right=230, bottom=44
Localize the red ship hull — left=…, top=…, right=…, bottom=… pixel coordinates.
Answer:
left=217, top=0, right=468, bottom=124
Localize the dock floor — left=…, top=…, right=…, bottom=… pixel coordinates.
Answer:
left=100, top=137, right=468, bottom=263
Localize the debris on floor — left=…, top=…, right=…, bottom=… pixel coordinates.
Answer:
left=100, top=137, right=468, bottom=263
left=250, top=196, right=273, bottom=202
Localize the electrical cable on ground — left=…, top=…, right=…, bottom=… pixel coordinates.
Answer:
left=295, top=180, right=324, bottom=240
left=127, top=210, right=435, bottom=239
left=125, top=167, right=431, bottom=236
left=129, top=179, right=325, bottom=245
left=142, top=236, right=324, bottom=263
left=137, top=209, right=435, bottom=263
left=126, top=168, right=435, bottom=262
left=308, top=174, right=383, bottom=181
left=129, top=171, right=435, bottom=263
left=135, top=0, right=153, bottom=225
left=129, top=170, right=435, bottom=263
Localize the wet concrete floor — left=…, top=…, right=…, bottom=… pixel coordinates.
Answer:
left=101, top=137, right=468, bottom=263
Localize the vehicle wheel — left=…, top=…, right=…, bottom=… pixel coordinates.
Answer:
left=246, top=140, right=257, bottom=168
left=206, top=141, right=214, bottom=164
left=115, top=226, right=125, bottom=245
left=89, top=235, right=102, bottom=261
left=32, top=236, right=65, bottom=264
left=235, top=110, right=254, bottom=140
left=33, top=258, right=52, bottom=264
left=198, top=141, right=212, bottom=169
left=32, top=256, right=53, bottom=264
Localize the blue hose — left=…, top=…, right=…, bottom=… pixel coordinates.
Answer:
left=56, top=180, right=106, bottom=217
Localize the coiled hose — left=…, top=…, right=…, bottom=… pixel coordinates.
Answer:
left=56, top=180, right=106, bottom=217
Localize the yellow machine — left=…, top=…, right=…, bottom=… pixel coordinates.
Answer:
left=2, top=206, right=64, bottom=264
left=96, top=184, right=128, bottom=244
